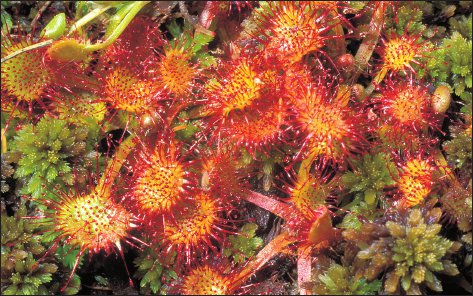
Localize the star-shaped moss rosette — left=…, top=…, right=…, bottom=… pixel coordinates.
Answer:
left=311, top=258, right=382, bottom=295
left=223, top=223, right=264, bottom=264
left=343, top=202, right=461, bottom=294
left=12, top=116, right=95, bottom=199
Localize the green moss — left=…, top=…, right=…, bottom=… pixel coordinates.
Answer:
left=338, top=198, right=379, bottom=231
left=166, top=18, right=215, bottom=61
left=386, top=3, right=426, bottom=36
left=12, top=116, right=97, bottom=199
left=348, top=1, right=367, bottom=12
left=387, top=210, right=458, bottom=293
left=223, top=223, right=263, bottom=264
left=1, top=152, right=16, bottom=195
left=49, top=274, right=81, bottom=295
left=443, top=124, right=472, bottom=169
left=133, top=246, right=177, bottom=294
left=343, top=205, right=461, bottom=294
left=55, top=245, right=85, bottom=272
left=312, top=262, right=381, bottom=295
left=449, top=14, right=473, bottom=40
left=53, top=93, right=106, bottom=136
left=173, top=111, right=203, bottom=142
left=341, top=152, right=397, bottom=205
left=427, top=14, right=472, bottom=107
left=1, top=204, right=58, bottom=295
left=2, top=2, right=472, bottom=295
left=338, top=211, right=364, bottom=231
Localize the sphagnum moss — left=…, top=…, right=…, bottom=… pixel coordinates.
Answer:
left=344, top=205, right=461, bottom=294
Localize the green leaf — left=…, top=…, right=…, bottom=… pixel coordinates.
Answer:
left=401, top=275, right=412, bottom=292
left=26, top=176, right=43, bottom=197
left=337, top=213, right=363, bottom=230
left=194, top=52, right=217, bottom=68
left=165, top=269, right=178, bottom=280
left=137, top=259, right=153, bottom=270
left=40, top=231, right=58, bottom=243
left=250, top=237, right=264, bottom=249
left=341, top=152, right=396, bottom=202
left=46, top=167, right=58, bottom=182
left=14, top=166, right=32, bottom=178
left=56, top=245, right=84, bottom=270
left=1, top=11, right=13, bottom=34
left=11, top=272, right=22, bottom=285
left=224, top=223, right=263, bottom=264
left=241, top=223, right=258, bottom=236
left=24, top=274, right=42, bottom=287
left=105, top=2, right=133, bottom=39
left=41, top=263, right=58, bottom=274
left=95, top=275, right=109, bottom=286
left=175, top=121, right=200, bottom=141
left=41, top=13, right=66, bottom=39
left=355, top=278, right=382, bottom=295
left=318, top=273, right=337, bottom=290
left=191, top=30, right=215, bottom=53
left=63, top=287, right=80, bottom=295
left=20, top=283, right=37, bottom=295
left=149, top=281, right=162, bottom=294
left=140, top=270, right=158, bottom=287
left=167, top=19, right=182, bottom=39
left=2, top=285, right=18, bottom=295
left=364, top=189, right=376, bottom=205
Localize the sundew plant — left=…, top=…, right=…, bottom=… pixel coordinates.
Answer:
left=1, top=1, right=472, bottom=295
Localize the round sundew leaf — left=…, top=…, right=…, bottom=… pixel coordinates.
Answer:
left=132, top=144, right=186, bottom=215
left=104, top=67, right=160, bottom=115
left=157, top=44, right=195, bottom=97
left=55, top=191, right=131, bottom=253
left=2, top=42, right=51, bottom=102
left=163, top=192, right=218, bottom=248
left=397, top=158, right=434, bottom=208
left=181, top=265, right=231, bottom=295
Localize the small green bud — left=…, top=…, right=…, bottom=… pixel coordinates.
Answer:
left=41, top=13, right=66, bottom=40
